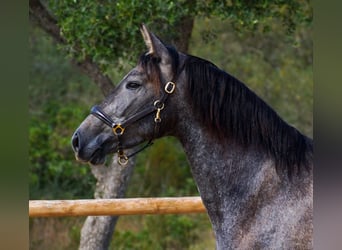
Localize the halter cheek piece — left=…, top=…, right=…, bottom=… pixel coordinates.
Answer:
left=90, top=81, right=176, bottom=166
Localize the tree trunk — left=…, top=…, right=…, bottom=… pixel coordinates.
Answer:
left=172, top=17, right=194, bottom=53
left=79, top=154, right=136, bottom=250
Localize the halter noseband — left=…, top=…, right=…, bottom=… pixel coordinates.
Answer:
left=90, top=81, right=176, bottom=166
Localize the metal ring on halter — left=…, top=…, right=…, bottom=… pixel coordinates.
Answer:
left=112, top=124, right=125, bottom=136
left=154, top=100, right=165, bottom=110
left=118, top=153, right=128, bottom=166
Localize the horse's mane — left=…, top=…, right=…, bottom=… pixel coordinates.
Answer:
left=138, top=46, right=312, bottom=178
left=184, top=55, right=313, bottom=178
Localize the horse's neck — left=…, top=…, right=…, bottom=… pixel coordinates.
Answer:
left=178, top=119, right=278, bottom=211
left=176, top=120, right=312, bottom=249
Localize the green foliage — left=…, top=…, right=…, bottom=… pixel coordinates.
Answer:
left=49, top=0, right=191, bottom=72
left=48, top=0, right=312, bottom=72
left=113, top=229, right=152, bottom=250
left=128, top=137, right=198, bottom=198
left=112, top=214, right=205, bottom=250
left=29, top=25, right=98, bottom=199
left=29, top=102, right=96, bottom=199
left=199, top=0, right=312, bottom=34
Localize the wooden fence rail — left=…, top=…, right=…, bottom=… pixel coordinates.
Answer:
left=29, top=197, right=206, bottom=217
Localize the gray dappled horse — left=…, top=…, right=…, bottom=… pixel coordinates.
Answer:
left=72, top=25, right=313, bottom=249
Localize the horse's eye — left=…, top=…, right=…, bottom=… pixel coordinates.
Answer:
left=126, top=82, right=141, bottom=90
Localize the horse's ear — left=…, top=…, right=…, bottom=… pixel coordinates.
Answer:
left=140, top=24, right=170, bottom=63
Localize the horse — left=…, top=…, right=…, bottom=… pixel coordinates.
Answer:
left=71, top=24, right=313, bottom=249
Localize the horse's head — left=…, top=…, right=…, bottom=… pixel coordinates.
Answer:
left=71, top=25, right=184, bottom=166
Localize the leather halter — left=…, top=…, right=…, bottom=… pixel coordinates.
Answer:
left=90, top=81, right=176, bottom=165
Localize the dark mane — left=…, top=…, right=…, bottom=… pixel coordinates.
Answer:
left=184, top=55, right=313, bottom=178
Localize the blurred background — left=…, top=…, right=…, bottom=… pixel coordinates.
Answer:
left=29, top=1, right=312, bottom=249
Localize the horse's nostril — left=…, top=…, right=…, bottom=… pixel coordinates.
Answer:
left=71, top=132, right=80, bottom=152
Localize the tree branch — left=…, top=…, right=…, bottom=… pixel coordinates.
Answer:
left=29, top=0, right=114, bottom=96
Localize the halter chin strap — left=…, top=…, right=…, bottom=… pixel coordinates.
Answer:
left=90, top=81, right=176, bottom=166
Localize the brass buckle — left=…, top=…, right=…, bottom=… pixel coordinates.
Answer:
left=164, top=81, right=176, bottom=94
left=112, top=124, right=125, bottom=136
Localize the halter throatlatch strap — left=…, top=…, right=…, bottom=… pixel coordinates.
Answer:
left=90, top=81, right=176, bottom=166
